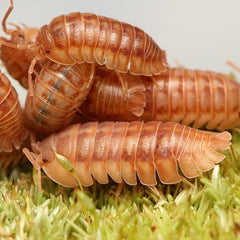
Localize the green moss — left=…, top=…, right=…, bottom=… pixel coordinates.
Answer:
left=0, top=129, right=240, bottom=239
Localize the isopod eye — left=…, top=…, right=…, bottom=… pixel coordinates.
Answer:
left=18, top=34, right=24, bottom=39
left=42, top=158, right=49, bottom=163
left=45, top=49, right=51, bottom=53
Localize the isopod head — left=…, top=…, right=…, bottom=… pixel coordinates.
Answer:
left=23, top=138, right=78, bottom=189
left=1, top=27, right=40, bottom=88
left=36, top=21, right=77, bottom=65
left=35, top=25, right=57, bottom=61
left=0, top=0, right=40, bottom=88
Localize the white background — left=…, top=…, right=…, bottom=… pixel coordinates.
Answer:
left=0, top=0, right=239, bottom=106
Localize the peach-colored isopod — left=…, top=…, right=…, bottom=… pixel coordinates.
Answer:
left=0, top=70, right=28, bottom=152
left=0, top=0, right=39, bottom=88
left=23, top=121, right=231, bottom=188
left=24, top=60, right=95, bottom=134
left=81, top=67, right=240, bottom=131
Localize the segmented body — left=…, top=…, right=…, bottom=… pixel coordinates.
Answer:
left=34, top=12, right=168, bottom=76
left=23, top=121, right=231, bottom=187
left=0, top=27, right=39, bottom=88
left=0, top=0, right=39, bottom=88
left=79, top=66, right=147, bottom=121
left=0, top=71, right=28, bottom=152
left=80, top=67, right=240, bottom=130
left=24, top=60, right=95, bottom=134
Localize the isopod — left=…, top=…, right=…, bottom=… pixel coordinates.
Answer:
left=79, top=65, right=147, bottom=121
left=0, top=9, right=168, bottom=92
left=23, top=121, right=231, bottom=188
left=33, top=12, right=167, bottom=75
left=80, top=67, right=240, bottom=131
left=0, top=0, right=39, bottom=88
left=24, top=60, right=95, bottom=134
left=0, top=70, right=28, bottom=152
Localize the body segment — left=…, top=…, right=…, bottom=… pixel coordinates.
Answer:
left=23, top=121, right=231, bottom=187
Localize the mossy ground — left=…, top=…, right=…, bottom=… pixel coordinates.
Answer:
left=0, top=130, right=240, bottom=240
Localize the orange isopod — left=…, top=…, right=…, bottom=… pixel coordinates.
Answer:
left=34, top=12, right=167, bottom=76
left=80, top=67, right=240, bottom=131
left=0, top=9, right=168, bottom=88
left=0, top=0, right=39, bottom=88
left=23, top=121, right=231, bottom=188
left=0, top=70, right=28, bottom=152
left=24, top=60, right=95, bottom=134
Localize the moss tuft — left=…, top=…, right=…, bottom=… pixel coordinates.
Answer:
left=0, top=129, right=239, bottom=239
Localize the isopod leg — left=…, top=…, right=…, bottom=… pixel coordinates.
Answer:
left=115, top=181, right=124, bottom=200
left=226, top=61, right=240, bottom=75
left=22, top=148, right=42, bottom=190
left=28, top=54, right=45, bottom=97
